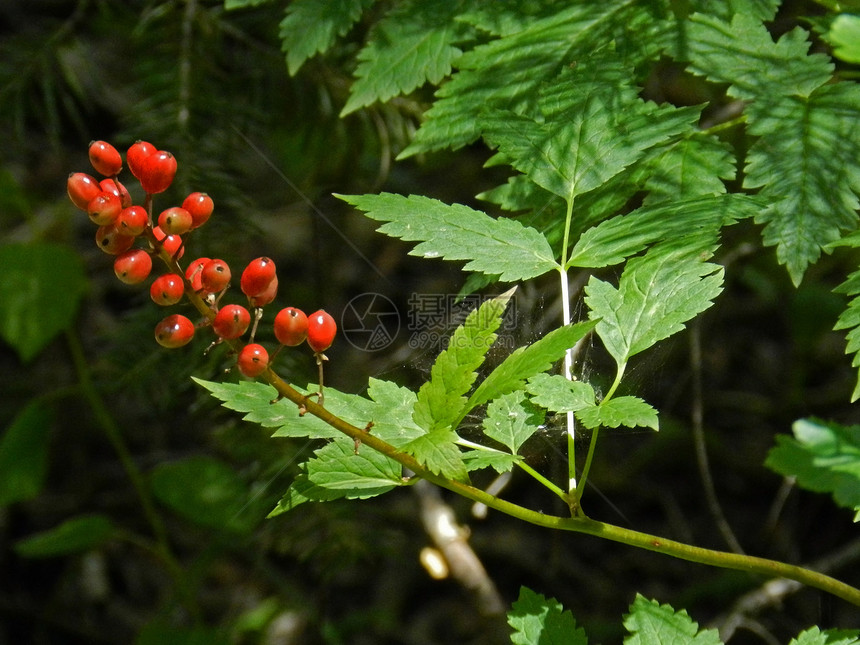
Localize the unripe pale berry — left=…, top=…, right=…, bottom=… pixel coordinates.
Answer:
left=212, top=304, right=251, bottom=339
left=237, top=343, right=269, bottom=377
left=200, top=259, right=231, bottom=293
left=67, top=172, right=102, bottom=210
left=240, top=257, right=276, bottom=297
left=88, top=140, right=123, bottom=177
left=155, top=314, right=195, bottom=348
left=158, top=206, right=193, bottom=235
left=139, top=150, right=177, bottom=194
left=274, top=307, right=308, bottom=346
left=150, top=273, right=185, bottom=306
left=307, top=310, right=336, bottom=353
left=113, top=249, right=153, bottom=284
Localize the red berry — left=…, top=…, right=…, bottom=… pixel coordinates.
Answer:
left=113, top=249, right=153, bottom=284
left=240, top=257, right=276, bottom=297
left=184, top=257, right=211, bottom=291
left=249, top=275, right=278, bottom=308
left=200, top=259, right=231, bottom=293
left=95, top=223, right=136, bottom=255
left=150, top=273, right=185, bottom=306
left=237, top=343, right=269, bottom=377
left=182, top=192, right=214, bottom=229
left=152, top=226, right=184, bottom=259
left=212, top=304, right=251, bottom=339
left=155, top=314, right=195, bottom=348
left=99, top=178, right=133, bottom=208
left=67, top=172, right=102, bottom=210
left=87, top=190, right=122, bottom=226
left=138, top=150, right=177, bottom=194
left=88, top=140, right=123, bottom=177
left=117, top=205, right=148, bottom=236
left=307, top=309, right=336, bottom=353
left=157, top=206, right=193, bottom=235
left=274, top=307, right=308, bottom=346
left=127, top=140, right=156, bottom=179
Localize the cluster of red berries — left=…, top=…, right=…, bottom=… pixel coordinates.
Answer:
left=67, top=140, right=337, bottom=379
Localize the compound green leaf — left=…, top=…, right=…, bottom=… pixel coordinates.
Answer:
left=623, top=595, right=722, bottom=645
left=413, top=289, right=514, bottom=432
left=526, top=373, right=596, bottom=413
left=306, top=437, right=402, bottom=493
left=790, top=627, right=860, bottom=645
left=279, top=0, right=375, bottom=75
left=745, top=85, right=860, bottom=285
left=765, top=418, right=860, bottom=521
left=0, top=399, right=53, bottom=506
left=829, top=14, right=860, bottom=64
left=482, top=391, right=544, bottom=454
left=585, top=246, right=724, bottom=367
left=463, top=450, right=520, bottom=474
left=642, top=136, right=736, bottom=206
left=0, top=243, right=87, bottom=362
left=568, top=194, right=761, bottom=269
left=341, top=0, right=465, bottom=115
left=832, top=265, right=860, bottom=402
left=14, top=514, right=114, bottom=558
left=508, top=586, right=588, bottom=645
left=575, top=396, right=658, bottom=431
left=337, top=193, right=557, bottom=282
left=402, top=427, right=468, bottom=482
left=464, top=319, right=598, bottom=416
left=686, top=13, right=833, bottom=101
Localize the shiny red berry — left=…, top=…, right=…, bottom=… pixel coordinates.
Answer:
left=237, top=343, right=269, bottom=377
left=274, top=307, right=308, bottom=346
left=88, top=140, right=123, bottom=177
left=67, top=172, right=102, bottom=210
left=138, top=150, right=177, bottom=194
left=200, top=259, right=231, bottom=293
left=117, top=205, right=148, bottom=236
left=158, top=206, right=193, bottom=235
left=87, top=191, right=122, bottom=226
left=95, top=223, right=136, bottom=255
left=249, top=275, right=278, bottom=308
left=127, top=140, right=156, bottom=179
left=155, top=314, right=195, bottom=348
left=99, top=178, right=132, bottom=208
left=113, top=249, right=152, bottom=284
left=212, top=304, right=251, bottom=339
left=307, top=310, right=336, bottom=353
left=150, top=273, right=185, bottom=306
left=240, top=257, right=276, bottom=297
left=182, top=192, right=214, bottom=229
left=152, top=226, right=184, bottom=259
left=184, top=257, right=211, bottom=291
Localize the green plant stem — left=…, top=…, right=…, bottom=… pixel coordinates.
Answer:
left=261, top=369, right=860, bottom=607
left=65, top=329, right=197, bottom=618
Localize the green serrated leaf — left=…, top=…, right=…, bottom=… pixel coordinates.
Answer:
left=413, top=289, right=514, bottom=432
left=575, top=396, right=658, bottom=431
left=585, top=246, right=724, bottom=366
left=464, top=320, right=597, bottom=415
left=341, top=0, right=465, bottom=115
left=790, top=626, right=860, bottom=645
left=508, top=586, right=588, bottom=645
left=744, top=84, right=860, bottom=285
left=526, top=373, right=595, bottom=414
left=481, top=61, right=700, bottom=203
left=829, top=14, right=860, bottom=64
left=687, top=13, right=833, bottom=101
left=150, top=456, right=260, bottom=534
left=279, top=0, right=374, bottom=75
left=337, top=193, right=557, bottom=281
left=482, top=391, right=544, bottom=454
left=624, top=594, right=722, bottom=645
left=14, top=514, right=114, bottom=558
left=402, top=427, right=468, bottom=482
left=0, top=243, right=88, bottom=362
left=765, top=418, right=860, bottom=520
left=833, top=270, right=860, bottom=402
left=0, top=399, right=53, bottom=506
left=306, top=438, right=402, bottom=492
left=365, top=378, right=426, bottom=447
left=568, top=195, right=761, bottom=269
left=462, top=449, right=521, bottom=474
left=642, top=136, right=736, bottom=205
left=268, top=473, right=345, bottom=517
